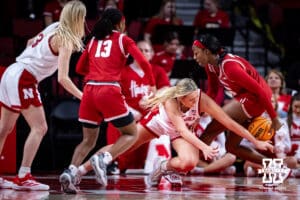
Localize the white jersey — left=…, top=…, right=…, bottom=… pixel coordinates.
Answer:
left=141, top=89, right=201, bottom=140
left=16, top=22, right=59, bottom=82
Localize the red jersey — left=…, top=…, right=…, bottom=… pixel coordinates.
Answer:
left=193, top=9, right=230, bottom=28
left=120, top=63, right=170, bottom=116
left=205, top=53, right=276, bottom=118
left=76, top=31, right=155, bottom=85
left=120, top=64, right=152, bottom=116
left=152, top=64, right=170, bottom=89
left=151, top=51, right=185, bottom=75
left=144, top=17, right=183, bottom=35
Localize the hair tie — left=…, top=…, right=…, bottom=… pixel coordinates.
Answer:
left=193, top=40, right=206, bottom=49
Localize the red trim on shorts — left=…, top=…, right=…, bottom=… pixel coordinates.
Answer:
left=0, top=102, right=21, bottom=113
left=18, top=70, right=43, bottom=109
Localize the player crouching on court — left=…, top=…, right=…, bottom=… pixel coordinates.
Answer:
left=73, top=78, right=273, bottom=189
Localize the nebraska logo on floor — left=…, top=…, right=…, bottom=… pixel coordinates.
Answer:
left=258, top=158, right=290, bottom=187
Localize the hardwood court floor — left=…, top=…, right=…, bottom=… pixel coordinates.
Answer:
left=0, top=174, right=299, bottom=200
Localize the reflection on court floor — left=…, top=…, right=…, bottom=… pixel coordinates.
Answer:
left=0, top=174, right=299, bottom=199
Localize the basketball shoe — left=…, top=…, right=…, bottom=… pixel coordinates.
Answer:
left=0, top=177, right=15, bottom=189
left=163, top=172, right=183, bottom=187
left=12, top=173, right=49, bottom=191
left=90, top=153, right=108, bottom=186
left=59, top=169, right=77, bottom=194
left=146, top=158, right=167, bottom=187
left=74, top=171, right=82, bottom=186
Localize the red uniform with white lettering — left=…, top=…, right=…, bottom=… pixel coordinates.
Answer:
left=106, top=63, right=169, bottom=171
left=120, top=64, right=152, bottom=116
left=107, top=63, right=153, bottom=170
left=76, top=31, right=155, bottom=125
left=205, top=53, right=276, bottom=119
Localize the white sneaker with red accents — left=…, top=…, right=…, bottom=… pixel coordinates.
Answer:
left=0, top=177, right=15, bottom=189
left=163, top=172, right=183, bottom=187
left=146, top=158, right=167, bottom=187
left=12, top=173, right=49, bottom=191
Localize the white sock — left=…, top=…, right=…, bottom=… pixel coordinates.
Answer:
left=78, top=165, right=88, bottom=176
left=103, top=152, right=113, bottom=165
left=18, top=167, right=31, bottom=178
left=69, top=165, right=78, bottom=176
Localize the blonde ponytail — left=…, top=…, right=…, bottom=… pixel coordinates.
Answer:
left=56, top=0, right=86, bottom=51
left=141, top=78, right=198, bottom=109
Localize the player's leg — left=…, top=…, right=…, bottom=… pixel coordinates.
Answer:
left=13, top=105, right=49, bottom=190
left=90, top=122, right=156, bottom=186
left=59, top=124, right=99, bottom=193
left=147, top=138, right=199, bottom=187
left=0, top=107, right=19, bottom=189
left=222, top=99, right=267, bottom=164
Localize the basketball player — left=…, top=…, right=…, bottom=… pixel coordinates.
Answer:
left=192, top=34, right=282, bottom=166
left=75, top=78, right=273, bottom=189
left=0, top=0, right=86, bottom=190
left=105, top=40, right=170, bottom=173
left=59, top=8, right=156, bottom=193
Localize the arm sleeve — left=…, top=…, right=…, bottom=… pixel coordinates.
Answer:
left=123, top=36, right=155, bottom=86
left=224, top=62, right=277, bottom=118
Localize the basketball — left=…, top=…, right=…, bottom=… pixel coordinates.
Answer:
left=248, top=116, right=274, bottom=141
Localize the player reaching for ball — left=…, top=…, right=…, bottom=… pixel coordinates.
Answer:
left=68, top=78, right=273, bottom=191
left=192, top=34, right=285, bottom=172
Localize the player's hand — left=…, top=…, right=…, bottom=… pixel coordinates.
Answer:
left=255, top=140, right=274, bottom=153
left=202, top=145, right=219, bottom=160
